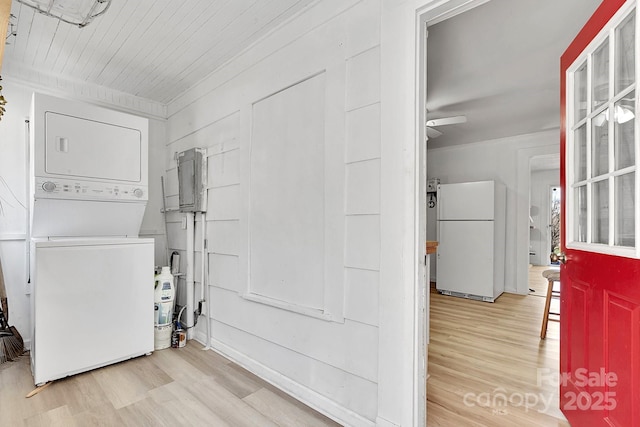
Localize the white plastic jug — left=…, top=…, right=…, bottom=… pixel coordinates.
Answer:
left=154, top=267, right=175, bottom=326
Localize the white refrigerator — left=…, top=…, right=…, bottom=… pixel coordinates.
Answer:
left=436, top=181, right=506, bottom=302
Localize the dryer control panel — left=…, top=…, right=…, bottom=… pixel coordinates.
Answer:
left=34, top=177, right=147, bottom=202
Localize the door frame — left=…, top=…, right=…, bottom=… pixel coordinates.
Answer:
left=414, top=1, right=495, bottom=424
left=528, top=153, right=562, bottom=267
left=378, top=1, right=497, bottom=425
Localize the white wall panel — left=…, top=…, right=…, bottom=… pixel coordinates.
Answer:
left=345, top=47, right=381, bottom=111
left=209, top=254, right=241, bottom=293
left=211, top=287, right=378, bottom=382
left=344, top=0, right=382, bottom=59
left=211, top=320, right=378, bottom=425
left=346, top=103, right=381, bottom=163
left=208, top=220, right=241, bottom=256
left=165, top=0, right=382, bottom=423
left=208, top=148, right=240, bottom=188
left=249, top=73, right=326, bottom=310
left=346, top=159, right=381, bottom=215
left=164, top=168, right=179, bottom=197
left=197, top=111, right=240, bottom=148
left=166, top=222, right=187, bottom=251
left=344, top=267, right=379, bottom=327
left=207, top=185, right=240, bottom=221
left=345, top=215, right=380, bottom=270
left=0, top=240, right=30, bottom=348
left=165, top=195, right=179, bottom=211
left=166, top=130, right=199, bottom=151
left=0, top=83, right=29, bottom=237
left=168, top=111, right=240, bottom=149
left=141, top=119, right=168, bottom=265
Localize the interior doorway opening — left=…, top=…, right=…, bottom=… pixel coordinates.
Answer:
left=550, top=186, right=561, bottom=262
left=529, top=154, right=561, bottom=267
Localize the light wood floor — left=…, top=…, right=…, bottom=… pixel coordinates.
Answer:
left=2, top=266, right=563, bottom=427
left=427, top=265, right=566, bottom=426
left=0, top=342, right=340, bottom=427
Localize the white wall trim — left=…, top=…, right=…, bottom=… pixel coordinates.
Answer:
left=0, top=234, right=26, bottom=241
left=375, top=416, right=401, bottom=427
left=424, top=0, right=492, bottom=26
left=414, top=6, right=429, bottom=427
left=379, top=1, right=426, bottom=425
left=199, top=336, right=375, bottom=427
left=3, top=63, right=167, bottom=120
left=379, top=1, right=498, bottom=425
left=240, top=292, right=338, bottom=322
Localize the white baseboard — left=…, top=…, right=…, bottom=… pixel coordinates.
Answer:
left=192, top=335, right=375, bottom=427
left=193, top=329, right=209, bottom=349
left=375, top=416, right=401, bottom=427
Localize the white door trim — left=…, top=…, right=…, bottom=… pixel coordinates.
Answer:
left=378, top=1, right=495, bottom=426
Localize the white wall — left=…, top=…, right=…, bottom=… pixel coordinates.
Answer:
left=1, top=1, right=428, bottom=423
left=427, top=130, right=559, bottom=293
left=0, top=77, right=167, bottom=349
left=529, top=169, right=560, bottom=266
left=164, top=0, right=384, bottom=425
left=0, top=81, right=31, bottom=345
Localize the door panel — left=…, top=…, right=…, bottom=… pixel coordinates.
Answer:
left=561, top=250, right=640, bottom=425
left=606, top=292, right=640, bottom=424
left=561, top=1, right=640, bottom=425
left=566, top=279, right=589, bottom=376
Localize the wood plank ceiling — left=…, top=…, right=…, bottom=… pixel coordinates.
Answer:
left=3, top=0, right=317, bottom=104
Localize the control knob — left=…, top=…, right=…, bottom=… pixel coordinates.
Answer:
left=42, top=181, right=56, bottom=192
left=133, top=188, right=144, bottom=198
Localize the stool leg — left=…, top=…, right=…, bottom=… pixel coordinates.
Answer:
left=540, top=279, right=554, bottom=339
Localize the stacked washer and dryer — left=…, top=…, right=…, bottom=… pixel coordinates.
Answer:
left=28, top=93, right=154, bottom=386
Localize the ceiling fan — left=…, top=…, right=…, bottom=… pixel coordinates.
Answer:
left=426, top=115, right=467, bottom=139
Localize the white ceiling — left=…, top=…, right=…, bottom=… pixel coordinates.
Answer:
left=3, top=0, right=316, bottom=104
left=3, top=0, right=606, bottom=132
left=426, top=0, right=603, bottom=148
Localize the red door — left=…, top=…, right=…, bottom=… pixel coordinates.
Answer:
left=561, top=1, right=640, bottom=426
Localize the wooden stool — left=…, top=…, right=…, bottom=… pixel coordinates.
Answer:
left=540, top=269, right=560, bottom=339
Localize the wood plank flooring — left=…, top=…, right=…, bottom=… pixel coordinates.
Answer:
left=427, top=266, right=567, bottom=426
left=0, top=342, right=340, bottom=427
left=2, top=265, right=564, bottom=426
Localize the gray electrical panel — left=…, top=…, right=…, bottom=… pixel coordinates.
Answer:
left=177, top=148, right=207, bottom=212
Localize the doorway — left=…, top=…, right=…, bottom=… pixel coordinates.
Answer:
left=419, top=0, right=601, bottom=424
left=549, top=186, right=561, bottom=259
left=529, top=154, right=561, bottom=267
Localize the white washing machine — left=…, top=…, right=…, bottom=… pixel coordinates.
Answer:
left=29, top=93, right=154, bottom=385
